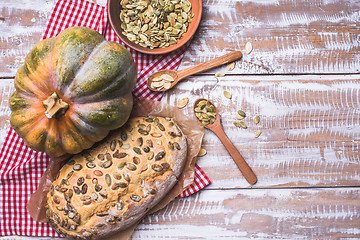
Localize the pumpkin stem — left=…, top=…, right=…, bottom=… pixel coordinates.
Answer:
left=42, top=92, right=69, bottom=119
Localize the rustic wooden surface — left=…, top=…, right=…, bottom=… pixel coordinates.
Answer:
left=1, top=0, right=360, bottom=239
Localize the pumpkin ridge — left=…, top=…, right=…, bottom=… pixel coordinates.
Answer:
left=64, top=41, right=137, bottom=101
left=10, top=27, right=136, bottom=157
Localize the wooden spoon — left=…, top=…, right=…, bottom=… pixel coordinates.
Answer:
left=193, top=98, right=257, bottom=185
left=147, top=51, right=243, bottom=92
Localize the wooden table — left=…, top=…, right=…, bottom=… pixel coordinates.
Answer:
left=1, top=0, right=360, bottom=239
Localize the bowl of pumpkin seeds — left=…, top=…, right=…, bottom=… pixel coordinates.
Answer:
left=108, top=0, right=202, bottom=54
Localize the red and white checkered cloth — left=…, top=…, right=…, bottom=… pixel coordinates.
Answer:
left=0, top=0, right=210, bottom=237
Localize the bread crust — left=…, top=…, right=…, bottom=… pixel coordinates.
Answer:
left=46, top=116, right=187, bottom=239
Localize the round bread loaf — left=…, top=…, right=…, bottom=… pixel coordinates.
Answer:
left=46, top=116, right=187, bottom=239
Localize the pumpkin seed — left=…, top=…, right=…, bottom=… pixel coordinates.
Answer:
left=155, top=151, right=166, bottom=161
left=77, top=177, right=84, bottom=186
left=147, top=151, right=154, bottom=160
left=73, top=186, right=81, bottom=194
left=112, top=182, right=128, bottom=190
left=92, top=178, right=98, bottom=185
left=113, top=172, right=122, bottom=180
left=73, top=164, right=82, bottom=171
left=81, top=184, right=88, bottom=194
left=177, top=97, right=189, bottom=109
left=118, top=161, right=126, bottom=169
left=105, top=174, right=112, bottom=186
left=146, top=139, right=153, bottom=148
left=161, top=162, right=170, bottom=169
left=95, top=184, right=102, bottom=192
left=227, top=62, right=235, bottom=71
left=138, top=128, right=149, bottom=135
left=216, top=72, right=225, bottom=77
left=145, top=117, right=154, bottom=123
left=123, top=172, right=131, bottom=182
left=151, top=133, right=162, bottom=138
left=133, top=147, right=142, bottom=154
left=66, top=171, right=74, bottom=180
left=152, top=164, right=163, bottom=172
left=143, top=146, right=150, bottom=153
left=53, top=195, right=60, bottom=204
left=130, top=194, right=141, bottom=202
left=65, top=189, right=73, bottom=202
left=223, top=90, right=232, bottom=99
left=198, top=148, right=207, bottom=157
left=149, top=188, right=157, bottom=195
left=133, top=156, right=140, bottom=164
left=254, top=130, right=262, bottom=138
left=113, top=150, right=127, bottom=159
left=126, top=163, right=137, bottom=171
left=101, top=160, right=113, bottom=169
left=120, top=132, right=127, bottom=141
left=93, top=170, right=103, bottom=176
left=122, top=143, right=130, bottom=149
left=97, top=154, right=105, bottom=161
left=163, top=81, right=172, bottom=90
left=174, top=142, right=181, bottom=150
left=110, top=140, right=117, bottom=151
left=236, top=113, right=245, bottom=120
left=136, top=137, right=143, bottom=146
left=156, top=123, right=165, bottom=131
left=99, top=190, right=108, bottom=199
left=168, top=142, right=174, bottom=150
left=234, top=121, right=247, bottom=129
left=238, top=110, right=246, bottom=118
left=73, top=213, right=80, bottom=224
left=245, top=41, right=253, bottom=54
left=254, top=115, right=260, bottom=125
left=86, top=162, right=96, bottom=169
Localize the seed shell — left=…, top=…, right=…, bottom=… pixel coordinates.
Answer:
left=245, top=41, right=253, bottom=54
left=223, top=91, right=232, bottom=99
left=227, top=62, right=235, bottom=71
left=254, top=130, right=262, bottom=138
left=198, top=148, right=207, bottom=157
left=177, top=97, right=189, bottom=109
left=254, top=115, right=260, bottom=125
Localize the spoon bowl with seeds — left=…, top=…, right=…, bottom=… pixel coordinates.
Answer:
left=193, top=98, right=257, bottom=185
left=147, top=51, right=243, bottom=92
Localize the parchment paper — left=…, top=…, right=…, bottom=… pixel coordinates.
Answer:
left=27, top=97, right=205, bottom=239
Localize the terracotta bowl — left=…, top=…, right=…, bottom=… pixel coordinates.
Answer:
left=108, top=0, right=202, bottom=55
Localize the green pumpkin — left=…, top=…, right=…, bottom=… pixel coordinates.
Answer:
left=10, top=27, right=137, bottom=157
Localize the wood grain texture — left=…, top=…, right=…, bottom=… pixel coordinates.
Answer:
left=132, top=188, right=360, bottom=239
left=164, top=75, right=360, bottom=188
left=180, top=0, right=360, bottom=74
left=1, top=188, right=359, bottom=239
left=1, top=0, right=360, bottom=76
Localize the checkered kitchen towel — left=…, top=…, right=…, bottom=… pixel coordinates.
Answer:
left=0, top=0, right=210, bottom=236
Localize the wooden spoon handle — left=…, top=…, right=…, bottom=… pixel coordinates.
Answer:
left=212, top=125, right=257, bottom=185
left=177, top=51, right=242, bottom=80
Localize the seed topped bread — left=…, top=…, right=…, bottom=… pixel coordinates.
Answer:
left=46, top=116, right=187, bottom=239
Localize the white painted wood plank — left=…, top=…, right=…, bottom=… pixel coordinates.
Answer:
left=164, top=74, right=360, bottom=188
left=1, top=0, right=360, bottom=77
left=1, top=188, right=360, bottom=239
